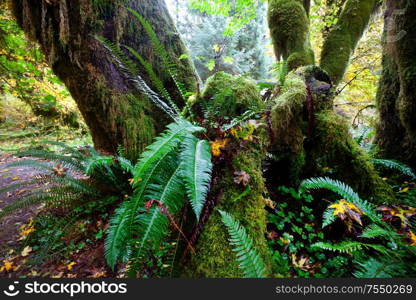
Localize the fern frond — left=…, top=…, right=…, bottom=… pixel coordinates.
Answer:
left=180, top=135, right=212, bottom=219
left=116, top=156, right=134, bottom=174
left=127, top=160, right=185, bottom=275
left=360, top=224, right=398, bottom=240
left=312, top=241, right=365, bottom=254
left=219, top=210, right=267, bottom=278
left=0, top=191, right=53, bottom=220
left=300, top=177, right=378, bottom=220
left=96, top=35, right=178, bottom=119
left=133, top=120, right=203, bottom=183
left=38, top=140, right=86, bottom=160
left=14, top=149, right=83, bottom=171
left=123, top=45, right=180, bottom=115
left=105, top=200, right=133, bottom=270
left=322, top=207, right=336, bottom=228
left=353, top=258, right=400, bottom=278
left=126, top=8, right=189, bottom=101
left=371, top=159, right=416, bottom=179
left=5, top=159, right=53, bottom=174
left=312, top=241, right=390, bottom=255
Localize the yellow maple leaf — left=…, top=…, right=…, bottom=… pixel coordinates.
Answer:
left=212, top=44, right=221, bottom=53
left=67, top=262, right=77, bottom=270
left=0, top=169, right=10, bottom=173
left=329, top=199, right=363, bottom=225
left=11, top=176, right=20, bottom=181
left=0, top=261, right=14, bottom=272
left=211, top=139, right=229, bottom=157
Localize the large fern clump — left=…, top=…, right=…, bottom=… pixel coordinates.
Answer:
left=105, top=119, right=213, bottom=274
left=0, top=142, right=131, bottom=220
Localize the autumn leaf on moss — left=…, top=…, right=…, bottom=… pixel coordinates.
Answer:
left=329, top=199, right=363, bottom=225
left=378, top=205, right=416, bottom=229
left=211, top=138, right=229, bottom=157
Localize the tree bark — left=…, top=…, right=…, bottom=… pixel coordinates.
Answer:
left=8, top=0, right=198, bottom=158
left=375, top=0, right=416, bottom=168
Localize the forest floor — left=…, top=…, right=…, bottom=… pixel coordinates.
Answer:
left=0, top=154, right=42, bottom=256
left=0, top=132, right=111, bottom=278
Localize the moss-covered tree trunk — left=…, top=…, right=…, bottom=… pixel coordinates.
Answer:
left=181, top=73, right=273, bottom=277
left=9, top=0, right=198, bottom=158
left=320, top=0, right=379, bottom=85
left=375, top=0, right=416, bottom=168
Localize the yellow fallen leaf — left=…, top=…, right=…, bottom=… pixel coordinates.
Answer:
left=21, top=246, right=32, bottom=257
left=409, top=231, right=416, bottom=246
left=12, top=176, right=20, bottom=181
left=0, top=169, right=10, bottom=173
left=400, top=187, right=410, bottom=193
left=67, top=262, right=76, bottom=270
left=0, top=261, right=14, bottom=272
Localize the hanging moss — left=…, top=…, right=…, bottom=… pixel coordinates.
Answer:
left=320, top=0, right=378, bottom=86
left=267, top=0, right=314, bottom=70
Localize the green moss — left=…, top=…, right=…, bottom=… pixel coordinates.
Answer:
left=182, top=128, right=273, bottom=277
left=268, top=0, right=315, bottom=70
left=271, top=71, right=307, bottom=155
left=310, top=111, right=395, bottom=203
left=320, top=0, right=378, bottom=86
left=197, top=72, right=264, bottom=121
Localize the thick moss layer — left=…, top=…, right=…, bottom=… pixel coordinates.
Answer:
left=182, top=74, right=272, bottom=277
left=268, top=0, right=315, bottom=70
left=182, top=129, right=273, bottom=278
left=309, top=111, right=395, bottom=204
left=320, top=0, right=378, bottom=86
left=196, top=72, right=264, bottom=122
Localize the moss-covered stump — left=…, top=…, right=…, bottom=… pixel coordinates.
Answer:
left=269, top=67, right=395, bottom=203
left=182, top=73, right=272, bottom=277
left=267, top=0, right=314, bottom=70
